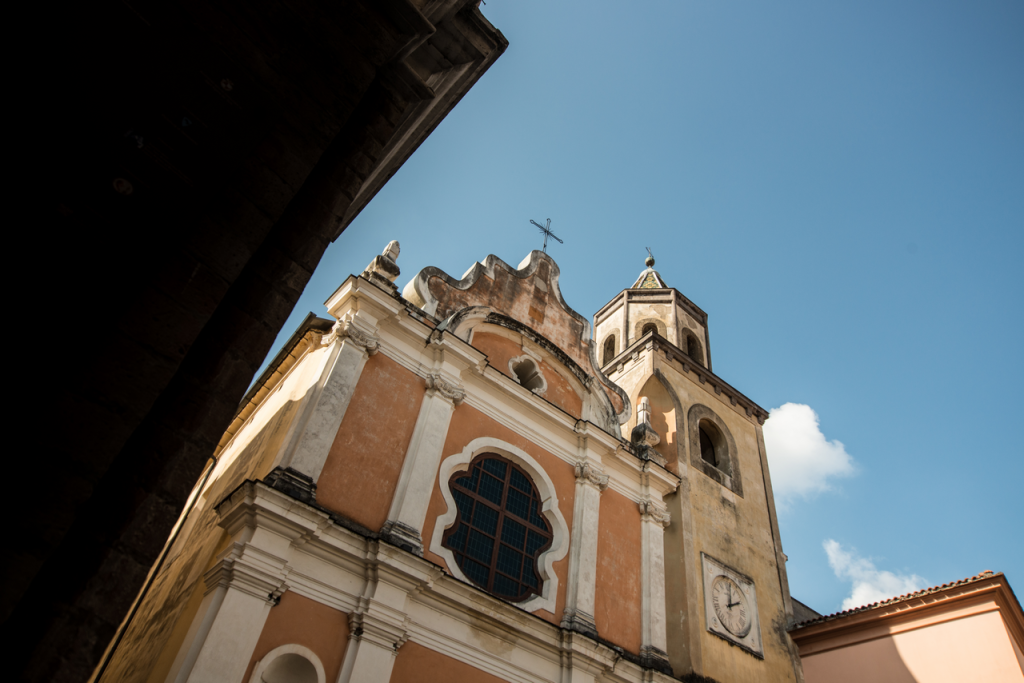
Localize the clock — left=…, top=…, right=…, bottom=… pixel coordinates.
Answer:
left=702, top=553, right=763, bottom=657
left=711, top=575, right=751, bottom=637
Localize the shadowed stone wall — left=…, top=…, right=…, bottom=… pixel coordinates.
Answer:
left=7, top=2, right=505, bottom=680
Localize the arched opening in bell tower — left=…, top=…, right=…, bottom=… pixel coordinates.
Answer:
left=602, top=335, right=616, bottom=366
left=684, top=331, right=704, bottom=366
left=699, top=424, right=717, bottom=468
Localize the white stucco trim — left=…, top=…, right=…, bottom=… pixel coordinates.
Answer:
left=248, top=643, right=327, bottom=683
left=430, top=437, right=569, bottom=614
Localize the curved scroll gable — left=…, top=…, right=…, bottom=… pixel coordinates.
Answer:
left=402, top=250, right=631, bottom=427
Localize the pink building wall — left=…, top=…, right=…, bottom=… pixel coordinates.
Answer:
left=792, top=572, right=1024, bottom=683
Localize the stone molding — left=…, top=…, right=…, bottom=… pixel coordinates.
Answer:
left=425, top=373, right=466, bottom=406
left=202, top=543, right=288, bottom=604
left=639, top=646, right=673, bottom=675
left=347, top=604, right=411, bottom=655
left=379, top=520, right=423, bottom=555
left=573, top=461, right=609, bottom=491
left=317, top=319, right=381, bottom=355
left=638, top=499, right=671, bottom=528
left=559, top=607, right=598, bottom=639
left=263, top=466, right=316, bottom=504
left=201, top=480, right=676, bottom=683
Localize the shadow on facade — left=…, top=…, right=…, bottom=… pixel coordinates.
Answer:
left=98, top=387, right=314, bottom=683
left=6, top=2, right=506, bottom=681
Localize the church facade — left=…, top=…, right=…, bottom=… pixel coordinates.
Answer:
left=99, top=244, right=804, bottom=683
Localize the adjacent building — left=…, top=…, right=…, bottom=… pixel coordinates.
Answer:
left=789, top=570, right=1024, bottom=682
left=100, top=244, right=804, bottom=683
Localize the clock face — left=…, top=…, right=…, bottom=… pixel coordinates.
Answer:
left=711, top=575, right=751, bottom=637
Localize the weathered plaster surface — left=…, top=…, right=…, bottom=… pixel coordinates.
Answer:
left=595, top=489, right=643, bottom=654
left=316, top=354, right=426, bottom=531
left=391, top=642, right=509, bottom=683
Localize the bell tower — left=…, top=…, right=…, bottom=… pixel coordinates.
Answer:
left=592, top=255, right=803, bottom=682
left=593, top=254, right=711, bottom=372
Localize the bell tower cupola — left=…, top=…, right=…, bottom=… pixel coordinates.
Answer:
left=593, top=253, right=711, bottom=371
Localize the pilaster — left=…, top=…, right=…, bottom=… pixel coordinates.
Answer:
left=561, top=445, right=608, bottom=638
left=639, top=488, right=672, bottom=674
left=172, top=544, right=288, bottom=683
left=272, top=316, right=382, bottom=484
left=382, top=371, right=466, bottom=553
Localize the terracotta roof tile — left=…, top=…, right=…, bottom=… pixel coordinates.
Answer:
left=790, top=570, right=999, bottom=630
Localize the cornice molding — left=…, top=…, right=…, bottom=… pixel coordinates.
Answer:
left=214, top=480, right=678, bottom=683
left=607, top=331, right=769, bottom=424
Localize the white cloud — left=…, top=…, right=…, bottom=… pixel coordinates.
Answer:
left=763, top=403, right=855, bottom=505
left=824, top=539, right=927, bottom=611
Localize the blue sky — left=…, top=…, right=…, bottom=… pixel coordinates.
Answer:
left=261, top=0, right=1023, bottom=614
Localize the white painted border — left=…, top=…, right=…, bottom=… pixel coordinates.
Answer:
left=430, top=437, right=569, bottom=614
left=248, top=643, right=327, bottom=683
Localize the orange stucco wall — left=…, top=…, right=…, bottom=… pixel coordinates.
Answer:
left=421, top=404, right=575, bottom=626
left=472, top=331, right=583, bottom=418
left=391, top=642, right=507, bottom=683
left=317, top=353, right=426, bottom=531
left=242, top=591, right=349, bottom=683
left=594, top=489, right=643, bottom=654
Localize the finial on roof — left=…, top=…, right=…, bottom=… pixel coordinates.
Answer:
left=631, top=247, right=667, bottom=289
left=362, top=240, right=401, bottom=291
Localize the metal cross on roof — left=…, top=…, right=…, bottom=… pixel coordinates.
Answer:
left=529, top=218, right=563, bottom=253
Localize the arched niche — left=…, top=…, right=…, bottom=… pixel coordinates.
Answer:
left=686, top=404, right=742, bottom=495
left=683, top=329, right=705, bottom=367
left=601, top=333, right=617, bottom=366
left=249, top=644, right=326, bottom=683
left=635, top=373, right=682, bottom=472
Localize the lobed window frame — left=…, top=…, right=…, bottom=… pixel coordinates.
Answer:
left=431, top=437, right=569, bottom=613
left=441, top=454, right=553, bottom=602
